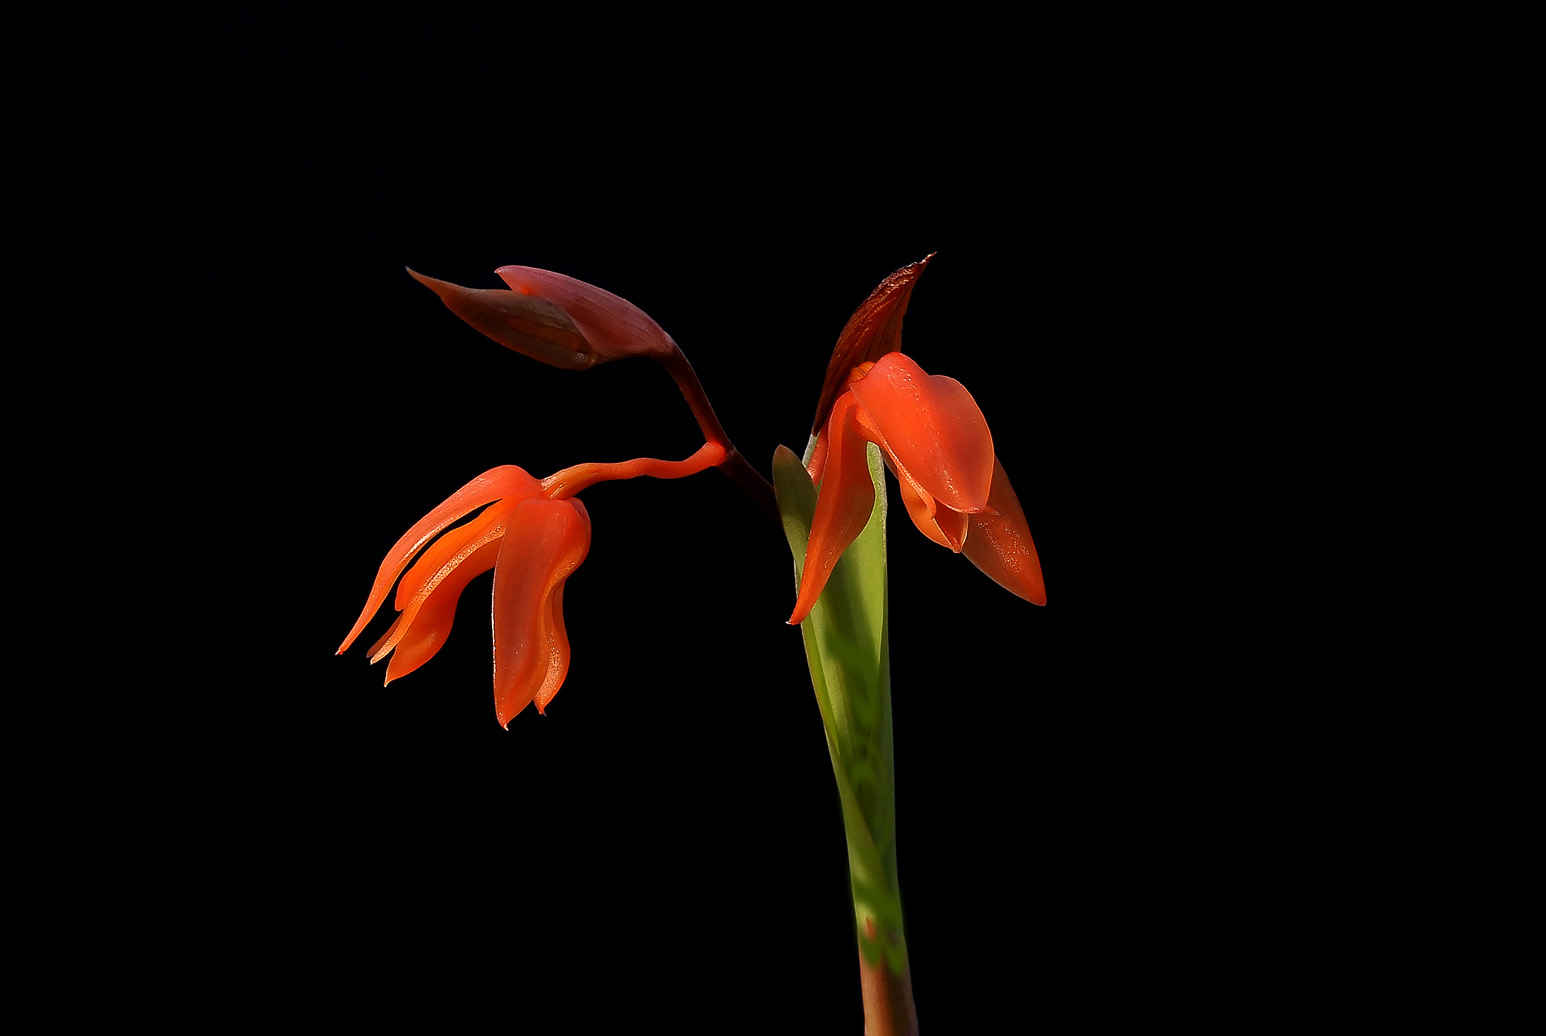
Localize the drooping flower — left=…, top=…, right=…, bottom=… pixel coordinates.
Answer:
left=789, top=351, right=1045, bottom=624
left=340, top=443, right=724, bottom=727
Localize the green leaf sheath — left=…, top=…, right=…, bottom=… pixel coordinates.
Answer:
left=773, top=443, right=906, bottom=973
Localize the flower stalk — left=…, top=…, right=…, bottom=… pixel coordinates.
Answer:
left=775, top=442, right=917, bottom=1036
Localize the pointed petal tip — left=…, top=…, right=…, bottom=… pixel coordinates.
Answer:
left=962, top=459, right=1046, bottom=608
left=405, top=266, right=446, bottom=292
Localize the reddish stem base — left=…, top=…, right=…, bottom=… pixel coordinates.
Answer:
left=859, top=949, right=918, bottom=1036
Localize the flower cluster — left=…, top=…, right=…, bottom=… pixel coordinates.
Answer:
left=343, top=259, right=1042, bottom=728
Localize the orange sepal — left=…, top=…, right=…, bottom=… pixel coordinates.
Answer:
left=810, top=254, right=933, bottom=435
left=789, top=396, right=876, bottom=625
left=492, top=498, right=592, bottom=728
left=962, top=458, right=1046, bottom=606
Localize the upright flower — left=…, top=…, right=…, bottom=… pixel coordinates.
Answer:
left=340, top=443, right=724, bottom=727
left=790, top=351, right=1045, bottom=625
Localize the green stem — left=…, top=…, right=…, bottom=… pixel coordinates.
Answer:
left=773, top=443, right=916, bottom=1034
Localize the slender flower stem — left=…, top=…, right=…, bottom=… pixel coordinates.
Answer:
left=657, top=346, right=779, bottom=519
left=540, top=442, right=726, bottom=500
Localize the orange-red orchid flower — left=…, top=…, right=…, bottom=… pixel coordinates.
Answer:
left=789, top=351, right=1045, bottom=624
left=340, top=443, right=724, bottom=727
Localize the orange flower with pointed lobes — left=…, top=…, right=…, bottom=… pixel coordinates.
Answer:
left=340, top=443, right=724, bottom=727
left=789, top=352, right=1045, bottom=625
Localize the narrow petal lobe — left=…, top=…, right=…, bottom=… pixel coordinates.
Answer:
left=789, top=397, right=877, bottom=625
left=338, top=466, right=540, bottom=654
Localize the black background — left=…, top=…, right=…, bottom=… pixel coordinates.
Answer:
left=28, top=8, right=1230, bottom=1030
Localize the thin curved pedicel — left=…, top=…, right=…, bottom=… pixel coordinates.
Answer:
left=540, top=441, right=725, bottom=499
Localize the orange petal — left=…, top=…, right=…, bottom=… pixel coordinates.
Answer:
left=407, top=269, right=596, bottom=370
left=893, top=473, right=970, bottom=552
left=789, top=396, right=876, bottom=625
left=491, top=498, right=592, bottom=728
left=381, top=534, right=505, bottom=684
left=496, top=266, right=677, bottom=364
left=962, top=458, right=1045, bottom=606
left=339, top=466, right=541, bottom=655
left=850, top=352, right=993, bottom=516
left=370, top=504, right=510, bottom=668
